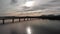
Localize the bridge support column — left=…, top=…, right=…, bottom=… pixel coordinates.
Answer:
left=3, top=19, right=5, bottom=24
left=27, top=18, right=29, bottom=21
left=12, top=18, right=14, bottom=23
left=29, top=18, right=31, bottom=20
left=24, top=18, right=26, bottom=21
left=19, top=18, right=20, bottom=22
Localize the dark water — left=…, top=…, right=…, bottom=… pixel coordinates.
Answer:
left=0, top=19, right=60, bottom=34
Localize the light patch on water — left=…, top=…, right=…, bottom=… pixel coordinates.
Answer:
left=26, top=26, right=31, bottom=34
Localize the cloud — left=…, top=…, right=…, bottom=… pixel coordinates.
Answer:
left=24, top=0, right=60, bottom=11
left=20, top=0, right=56, bottom=11
left=0, top=0, right=25, bottom=16
left=0, top=0, right=60, bottom=16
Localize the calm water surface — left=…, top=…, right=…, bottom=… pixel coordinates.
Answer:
left=0, top=19, right=60, bottom=34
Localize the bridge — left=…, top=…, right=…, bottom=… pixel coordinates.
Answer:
left=0, top=16, right=40, bottom=24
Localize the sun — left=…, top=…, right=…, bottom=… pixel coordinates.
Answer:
left=24, top=1, right=35, bottom=7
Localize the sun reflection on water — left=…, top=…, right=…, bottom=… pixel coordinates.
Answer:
left=26, top=26, right=31, bottom=34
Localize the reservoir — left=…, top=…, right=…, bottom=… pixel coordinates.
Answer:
left=0, top=19, right=60, bottom=34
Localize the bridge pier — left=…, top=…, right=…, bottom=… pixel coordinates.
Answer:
left=2, top=19, right=5, bottom=24
left=12, top=18, right=14, bottom=23
left=26, top=18, right=31, bottom=21
left=27, top=18, right=29, bottom=21
left=30, top=18, right=31, bottom=20
left=29, top=18, right=31, bottom=20
left=24, top=18, right=26, bottom=21
left=19, top=18, right=20, bottom=22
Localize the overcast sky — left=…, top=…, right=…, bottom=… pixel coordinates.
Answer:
left=0, top=0, right=60, bottom=16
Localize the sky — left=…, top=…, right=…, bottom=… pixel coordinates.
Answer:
left=0, top=0, right=60, bottom=16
